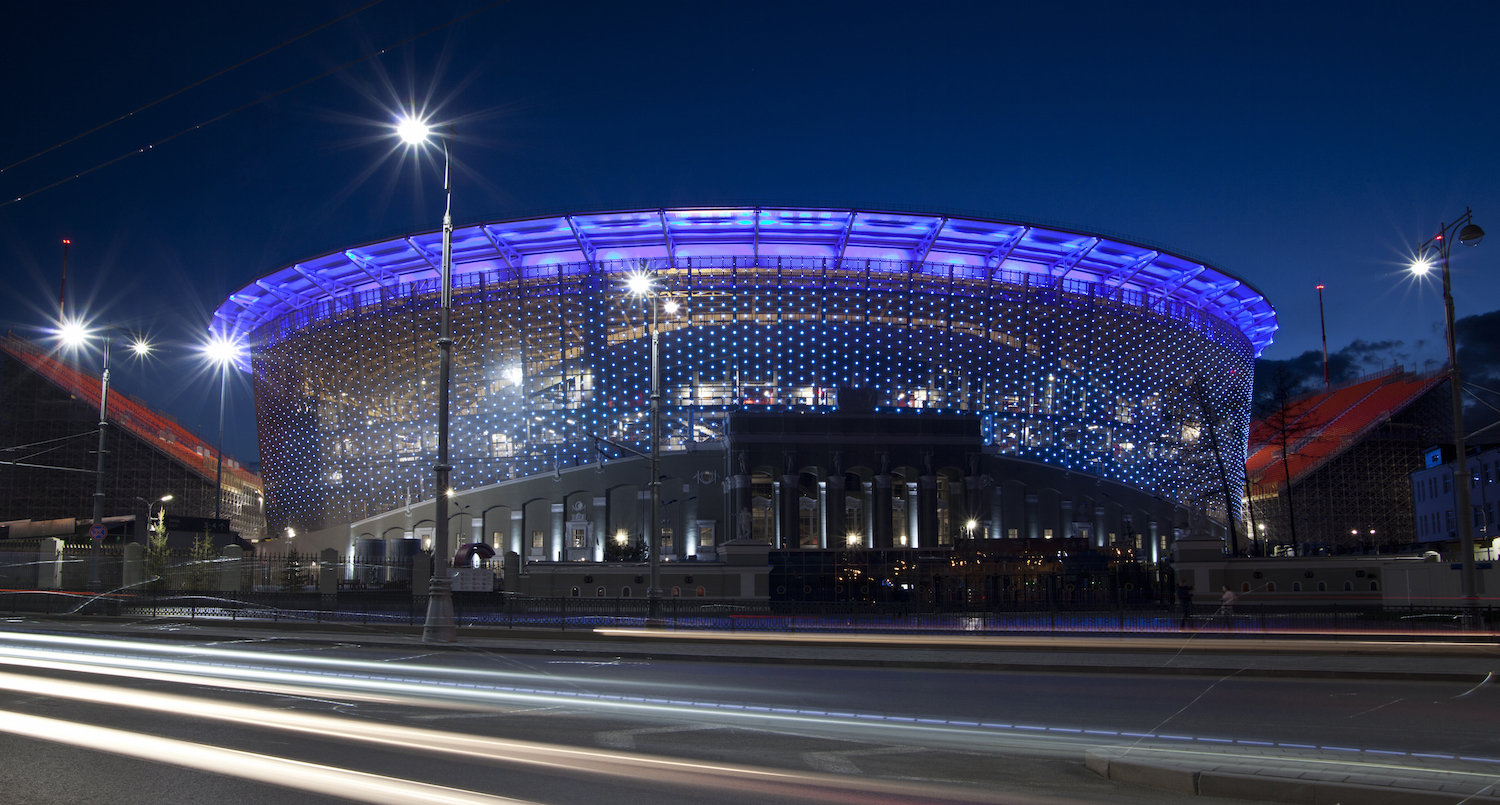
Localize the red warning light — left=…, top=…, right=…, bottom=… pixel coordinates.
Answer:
left=1315, top=284, right=1324, bottom=290
left=62, top=239, right=71, bottom=244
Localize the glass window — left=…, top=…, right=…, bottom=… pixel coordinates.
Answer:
left=696, top=586, right=705, bottom=597
left=531, top=530, right=544, bottom=549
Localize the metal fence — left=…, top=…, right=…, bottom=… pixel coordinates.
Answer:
left=2, top=588, right=1492, bottom=638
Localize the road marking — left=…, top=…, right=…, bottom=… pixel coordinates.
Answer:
left=596, top=724, right=721, bottom=749
left=803, top=746, right=922, bottom=775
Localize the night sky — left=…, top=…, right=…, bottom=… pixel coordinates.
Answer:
left=3, top=1, right=1497, bottom=466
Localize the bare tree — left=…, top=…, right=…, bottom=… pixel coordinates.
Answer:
left=1250, top=365, right=1322, bottom=554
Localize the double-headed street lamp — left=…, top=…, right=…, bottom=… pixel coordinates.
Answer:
left=1410, top=208, right=1484, bottom=626
left=58, top=320, right=151, bottom=592
left=135, top=494, right=173, bottom=537
left=396, top=114, right=458, bottom=643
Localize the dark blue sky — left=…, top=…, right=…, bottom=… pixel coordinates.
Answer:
left=3, top=1, right=1497, bottom=464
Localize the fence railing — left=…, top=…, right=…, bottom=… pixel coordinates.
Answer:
left=1, top=588, right=1492, bottom=638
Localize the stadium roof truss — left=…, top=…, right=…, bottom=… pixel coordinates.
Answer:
left=214, top=206, right=1277, bottom=356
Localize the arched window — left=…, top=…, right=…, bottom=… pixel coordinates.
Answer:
left=696, top=586, right=706, bottom=597
left=596, top=586, right=605, bottom=597
left=1292, top=582, right=1301, bottom=592
left=622, top=586, right=631, bottom=598
left=570, top=586, right=579, bottom=598
left=1343, top=581, right=1353, bottom=592
left=1241, top=582, right=1251, bottom=593
left=1267, top=582, right=1276, bottom=592
left=671, top=586, right=680, bottom=597
left=1317, top=581, right=1327, bottom=592
left=1370, top=580, right=1379, bottom=591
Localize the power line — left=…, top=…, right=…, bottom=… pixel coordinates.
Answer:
left=0, top=0, right=386, bottom=176
left=1, top=0, right=512, bottom=210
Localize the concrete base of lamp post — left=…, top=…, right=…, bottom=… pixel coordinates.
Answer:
left=423, top=576, right=456, bottom=643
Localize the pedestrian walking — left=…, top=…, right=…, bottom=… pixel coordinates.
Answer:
left=1219, top=585, right=1236, bottom=617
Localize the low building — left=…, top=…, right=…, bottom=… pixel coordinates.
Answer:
left=1410, top=444, right=1500, bottom=555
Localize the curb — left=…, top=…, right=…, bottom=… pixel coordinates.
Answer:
left=1, top=618, right=1492, bottom=683
left=1086, top=749, right=1500, bottom=805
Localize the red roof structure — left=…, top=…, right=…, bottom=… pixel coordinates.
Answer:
left=0, top=335, right=261, bottom=492
left=1246, top=366, right=1449, bottom=550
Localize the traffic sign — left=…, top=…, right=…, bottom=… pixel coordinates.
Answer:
left=88, top=524, right=107, bottom=541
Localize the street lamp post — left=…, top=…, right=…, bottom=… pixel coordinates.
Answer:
left=203, top=337, right=245, bottom=530
left=60, top=321, right=150, bottom=592
left=627, top=270, right=667, bottom=621
left=396, top=115, right=457, bottom=643
left=1410, top=208, right=1485, bottom=626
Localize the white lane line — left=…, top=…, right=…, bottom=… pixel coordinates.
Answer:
left=0, top=709, right=536, bottom=805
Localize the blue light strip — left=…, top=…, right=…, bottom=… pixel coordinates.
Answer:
left=212, top=206, right=1277, bottom=355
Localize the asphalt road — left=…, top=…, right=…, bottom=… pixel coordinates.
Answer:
left=1, top=624, right=1496, bottom=805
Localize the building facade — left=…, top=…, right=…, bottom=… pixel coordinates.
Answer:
left=1411, top=443, right=1500, bottom=554
left=213, top=206, right=1276, bottom=560
left=0, top=334, right=264, bottom=542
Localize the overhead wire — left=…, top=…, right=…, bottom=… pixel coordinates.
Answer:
left=0, top=0, right=513, bottom=210
left=0, top=0, right=386, bottom=176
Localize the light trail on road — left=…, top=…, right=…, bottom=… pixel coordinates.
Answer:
left=0, top=709, right=540, bottom=805
left=1, top=629, right=1496, bottom=771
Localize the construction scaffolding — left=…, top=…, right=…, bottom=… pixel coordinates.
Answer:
left=1246, top=367, right=1450, bottom=553
left=0, top=334, right=265, bottom=541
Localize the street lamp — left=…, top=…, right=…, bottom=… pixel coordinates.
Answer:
left=202, top=335, right=244, bottom=525
left=135, top=494, right=173, bottom=539
left=58, top=319, right=151, bottom=592
left=626, top=268, right=671, bottom=622
left=1409, top=208, right=1484, bottom=626
left=395, top=113, right=458, bottom=643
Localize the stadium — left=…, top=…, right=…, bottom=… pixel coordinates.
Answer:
left=214, top=206, right=1275, bottom=566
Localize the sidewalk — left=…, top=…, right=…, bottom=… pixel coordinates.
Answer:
left=5, top=615, right=1498, bottom=682
left=1088, top=744, right=1500, bottom=804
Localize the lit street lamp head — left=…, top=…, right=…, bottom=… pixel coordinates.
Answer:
left=625, top=272, right=653, bottom=296
left=1409, top=256, right=1434, bottom=276
left=396, top=116, right=432, bottom=145
left=57, top=318, right=89, bottom=347
left=203, top=335, right=244, bottom=367
left=129, top=339, right=151, bottom=356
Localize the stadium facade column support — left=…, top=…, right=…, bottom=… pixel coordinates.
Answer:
left=780, top=471, right=799, bottom=549
left=730, top=470, right=751, bottom=541
left=873, top=474, right=894, bottom=548
left=1025, top=494, right=1039, bottom=539
left=470, top=517, right=482, bottom=545
left=1061, top=499, right=1074, bottom=539
left=823, top=473, right=846, bottom=546
left=549, top=502, right=565, bottom=561
left=509, top=510, right=523, bottom=558
left=918, top=474, right=938, bottom=548
left=964, top=473, right=984, bottom=536
left=1094, top=505, right=1107, bottom=547
left=990, top=484, right=1004, bottom=539
left=591, top=496, right=607, bottom=561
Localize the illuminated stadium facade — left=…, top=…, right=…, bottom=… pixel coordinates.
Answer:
left=215, top=206, right=1275, bottom=562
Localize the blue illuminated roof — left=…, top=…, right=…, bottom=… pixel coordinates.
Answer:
left=214, top=205, right=1277, bottom=355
